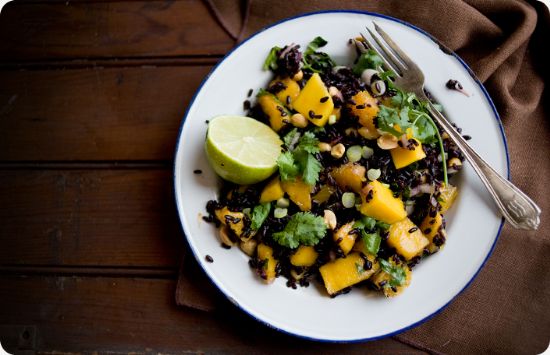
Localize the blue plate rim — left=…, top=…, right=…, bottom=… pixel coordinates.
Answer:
left=173, top=9, right=509, bottom=343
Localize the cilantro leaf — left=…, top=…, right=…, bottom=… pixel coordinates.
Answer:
left=411, top=112, right=437, bottom=144
left=305, top=36, right=328, bottom=54
left=297, top=151, right=322, bottom=186
left=251, top=203, right=271, bottom=230
left=276, top=151, right=299, bottom=181
left=379, top=259, right=407, bottom=287
left=353, top=216, right=376, bottom=231
left=376, top=105, right=411, bottom=137
left=301, top=36, right=335, bottom=73
left=362, top=231, right=381, bottom=255
left=263, top=46, right=281, bottom=71
left=296, top=132, right=320, bottom=154
left=272, top=212, right=327, bottom=249
left=353, top=49, right=384, bottom=75
left=277, top=130, right=322, bottom=186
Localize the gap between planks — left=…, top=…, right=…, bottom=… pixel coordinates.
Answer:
left=0, top=265, right=178, bottom=278
left=0, top=161, right=174, bottom=170
left=0, top=56, right=223, bottom=70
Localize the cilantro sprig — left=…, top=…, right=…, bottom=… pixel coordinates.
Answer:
left=352, top=48, right=384, bottom=75
left=250, top=203, right=271, bottom=230
left=353, top=216, right=390, bottom=256
left=301, top=37, right=335, bottom=73
left=276, top=129, right=322, bottom=186
left=272, top=212, right=327, bottom=249
left=263, top=46, right=282, bottom=71
left=378, top=259, right=407, bottom=287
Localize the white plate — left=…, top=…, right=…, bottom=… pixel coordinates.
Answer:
left=174, top=11, right=508, bottom=342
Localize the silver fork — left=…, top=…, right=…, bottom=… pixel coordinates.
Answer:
left=358, top=23, right=540, bottom=230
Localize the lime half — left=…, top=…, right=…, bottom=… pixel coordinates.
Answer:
left=205, top=115, right=282, bottom=184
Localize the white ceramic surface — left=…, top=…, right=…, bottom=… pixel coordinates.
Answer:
left=174, top=11, right=508, bottom=341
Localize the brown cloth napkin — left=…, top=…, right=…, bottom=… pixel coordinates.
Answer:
left=176, top=0, right=550, bottom=353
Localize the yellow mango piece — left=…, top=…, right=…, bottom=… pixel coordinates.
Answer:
left=360, top=180, right=407, bottom=224
left=281, top=177, right=312, bottom=211
left=257, top=243, right=277, bottom=284
left=420, top=212, right=444, bottom=243
left=348, top=91, right=380, bottom=139
left=333, top=221, right=357, bottom=255
left=371, top=260, right=412, bottom=297
left=319, top=252, right=379, bottom=296
left=390, top=139, right=426, bottom=169
left=269, top=77, right=301, bottom=107
left=330, top=163, right=366, bottom=194
left=439, top=184, right=458, bottom=213
left=214, top=207, right=245, bottom=237
left=260, top=176, right=284, bottom=203
left=312, top=185, right=334, bottom=204
left=292, top=73, right=334, bottom=126
left=387, top=217, right=429, bottom=260
left=290, top=246, right=318, bottom=267
left=257, top=93, right=290, bottom=132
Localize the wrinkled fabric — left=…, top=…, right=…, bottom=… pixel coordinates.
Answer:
left=177, top=1, right=549, bottom=353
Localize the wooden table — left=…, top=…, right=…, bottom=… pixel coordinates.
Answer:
left=0, top=2, right=425, bottom=353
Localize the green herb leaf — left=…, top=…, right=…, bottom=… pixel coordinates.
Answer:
left=296, top=132, right=320, bottom=154
left=362, top=231, right=381, bottom=255
left=272, top=212, right=327, bottom=249
left=263, top=46, right=281, bottom=71
left=301, top=36, right=335, bottom=73
left=353, top=49, right=384, bottom=75
left=305, top=36, right=328, bottom=54
left=376, top=105, right=411, bottom=137
left=278, top=130, right=322, bottom=185
left=299, top=151, right=322, bottom=186
left=277, top=151, right=300, bottom=181
left=353, top=216, right=377, bottom=231
left=251, top=203, right=271, bottom=230
left=411, top=112, right=437, bottom=144
left=379, top=259, right=407, bottom=287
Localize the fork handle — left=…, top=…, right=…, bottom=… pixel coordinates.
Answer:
left=425, top=103, right=541, bottom=230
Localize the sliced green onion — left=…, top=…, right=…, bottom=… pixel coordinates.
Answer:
left=276, top=197, right=289, bottom=208
left=273, top=207, right=288, bottom=219
left=342, top=192, right=356, bottom=208
left=367, top=168, right=381, bottom=181
left=361, top=146, right=374, bottom=159
left=328, top=114, right=337, bottom=125
left=346, top=145, right=363, bottom=162
left=242, top=208, right=251, bottom=217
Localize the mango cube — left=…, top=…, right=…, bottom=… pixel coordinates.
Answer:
left=349, top=91, right=380, bottom=139
left=214, top=207, right=245, bottom=237
left=290, top=246, right=318, bottom=267
left=292, top=73, right=334, bottom=126
left=387, top=217, right=429, bottom=260
left=333, top=222, right=357, bottom=255
left=269, top=77, right=300, bottom=107
left=420, top=212, right=444, bottom=243
left=281, top=177, right=312, bottom=211
left=257, top=243, right=277, bottom=284
left=360, top=180, right=407, bottom=224
left=260, top=176, right=284, bottom=203
left=390, top=138, right=426, bottom=169
left=319, top=252, right=379, bottom=295
left=439, top=184, right=458, bottom=213
left=257, top=93, right=290, bottom=132
left=330, top=163, right=366, bottom=193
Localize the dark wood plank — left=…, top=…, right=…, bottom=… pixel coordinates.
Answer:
left=0, top=64, right=213, bottom=161
left=0, top=169, right=182, bottom=267
left=0, top=0, right=234, bottom=61
left=0, top=275, right=426, bottom=354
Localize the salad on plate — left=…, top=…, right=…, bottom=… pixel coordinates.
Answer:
left=202, top=35, right=465, bottom=298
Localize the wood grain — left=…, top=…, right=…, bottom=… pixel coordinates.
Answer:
left=0, top=65, right=213, bottom=161
left=0, top=275, right=426, bottom=354
left=0, top=169, right=182, bottom=267
left=0, top=0, right=234, bottom=61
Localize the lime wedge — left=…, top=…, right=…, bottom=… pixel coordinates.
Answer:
left=205, top=115, right=283, bottom=184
